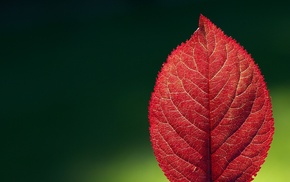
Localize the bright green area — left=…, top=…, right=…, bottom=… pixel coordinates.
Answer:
left=253, top=86, right=290, bottom=182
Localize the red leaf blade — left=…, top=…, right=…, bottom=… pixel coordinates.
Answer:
left=149, top=15, right=274, bottom=182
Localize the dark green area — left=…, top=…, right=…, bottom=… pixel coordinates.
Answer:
left=1, top=0, right=289, bottom=181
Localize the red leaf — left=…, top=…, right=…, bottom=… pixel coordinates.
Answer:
left=148, top=15, right=274, bottom=182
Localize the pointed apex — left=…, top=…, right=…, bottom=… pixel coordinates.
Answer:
left=199, top=14, right=209, bottom=23
left=198, top=14, right=211, bottom=35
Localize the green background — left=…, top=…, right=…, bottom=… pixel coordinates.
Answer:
left=1, top=0, right=289, bottom=181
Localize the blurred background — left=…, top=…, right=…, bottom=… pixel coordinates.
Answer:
left=1, top=0, right=290, bottom=181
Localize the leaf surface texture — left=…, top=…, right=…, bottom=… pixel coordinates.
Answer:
left=149, top=15, right=274, bottom=182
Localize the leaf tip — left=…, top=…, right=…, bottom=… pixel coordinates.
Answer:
left=198, top=14, right=214, bottom=35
